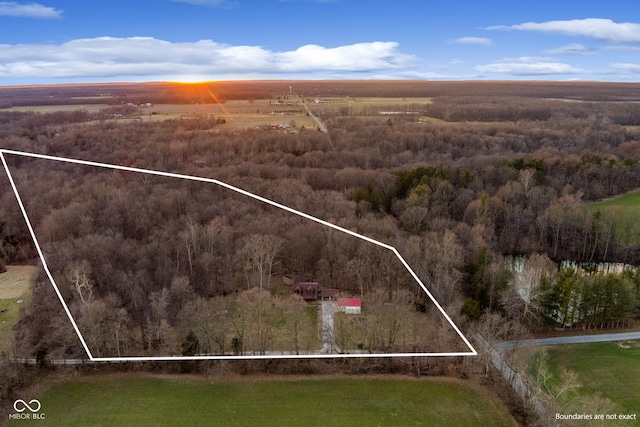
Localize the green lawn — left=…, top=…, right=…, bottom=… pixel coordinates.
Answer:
left=0, top=265, right=37, bottom=347
left=523, top=341, right=640, bottom=415
left=13, top=375, right=515, bottom=427
left=586, top=190, right=640, bottom=244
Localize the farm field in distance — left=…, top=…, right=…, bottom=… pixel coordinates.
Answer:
left=6, top=104, right=110, bottom=114
left=4, top=95, right=437, bottom=129
left=11, top=375, right=516, bottom=427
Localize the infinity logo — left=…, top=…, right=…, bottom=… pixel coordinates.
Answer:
left=13, top=399, right=41, bottom=413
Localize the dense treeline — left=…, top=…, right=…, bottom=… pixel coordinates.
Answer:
left=540, top=267, right=638, bottom=328
left=2, top=84, right=640, bottom=362
left=424, top=97, right=640, bottom=125
left=327, top=97, right=640, bottom=126
left=3, top=80, right=640, bottom=109
left=2, top=154, right=461, bottom=358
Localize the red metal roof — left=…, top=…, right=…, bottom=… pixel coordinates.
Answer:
left=338, top=298, right=361, bottom=307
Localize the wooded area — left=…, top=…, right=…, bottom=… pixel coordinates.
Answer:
left=1, top=81, right=640, bottom=364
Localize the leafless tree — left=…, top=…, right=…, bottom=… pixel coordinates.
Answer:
left=240, top=234, right=285, bottom=290
left=508, top=253, right=557, bottom=324
left=68, top=261, right=93, bottom=304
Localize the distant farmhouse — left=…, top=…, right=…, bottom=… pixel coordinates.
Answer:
left=269, top=123, right=290, bottom=130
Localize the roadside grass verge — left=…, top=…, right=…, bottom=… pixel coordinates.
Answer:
left=16, top=375, right=515, bottom=427
left=517, top=341, right=640, bottom=416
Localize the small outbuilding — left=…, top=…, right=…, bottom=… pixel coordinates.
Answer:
left=320, top=288, right=339, bottom=301
left=338, top=298, right=362, bottom=314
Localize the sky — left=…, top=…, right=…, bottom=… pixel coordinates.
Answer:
left=0, top=0, right=639, bottom=85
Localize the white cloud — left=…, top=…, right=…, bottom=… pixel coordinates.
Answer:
left=0, top=1, right=61, bottom=18
left=0, top=37, right=414, bottom=80
left=454, top=37, right=493, bottom=46
left=171, top=0, right=237, bottom=7
left=395, top=71, right=458, bottom=79
left=487, top=18, right=640, bottom=44
left=610, top=63, right=640, bottom=73
left=275, top=42, right=412, bottom=71
left=602, top=45, right=640, bottom=52
left=427, top=59, right=465, bottom=72
left=475, top=57, right=586, bottom=75
left=544, top=43, right=593, bottom=55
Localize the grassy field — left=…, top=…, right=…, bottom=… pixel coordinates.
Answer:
left=518, top=341, right=640, bottom=416
left=113, top=101, right=319, bottom=129
left=13, top=375, right=516, bottom=427
left=5, top=96, right=437, bottom=129
left=309, top=96, right=432, bottom=114
left=585, top=189, right=640, bottom=244
left=7, top=104, right=110, bottom=113
left=0, top=265, right=37, bottom=346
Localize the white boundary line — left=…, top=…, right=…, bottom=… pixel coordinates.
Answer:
left=1, top=151, right=95, bottom=359
left=0, top=149, right=477, bottom=360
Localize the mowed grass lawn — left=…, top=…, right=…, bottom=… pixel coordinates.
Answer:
left=532, top=341, right=640, bottom=415
left=16, top=375, right=515, bottom=427
left=586, top=189, right=640, bottom=244
left=0, top=265, right=37, bottom=345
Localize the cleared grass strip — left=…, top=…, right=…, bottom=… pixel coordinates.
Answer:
left=21, top=376, right=515, bottom=427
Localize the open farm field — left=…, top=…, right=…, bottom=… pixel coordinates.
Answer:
left=516, top=341, right=640, bottom=416
left=309, top=96, right=432, bottom=114
left=308, top=96, right=433, bottom=105
left=7, top=104, right=109, bottom=113
left=0, top=265, right=37, bottom=345
left=134, top=96, right=435, bottom=128
left=122, top=101, right=317, bottom=128
left=354, top=97, right=434, bottom=104
left=14, top=375, right=516, bottom=427
left=70, top=96, right=115, bottom=100
left=585, top=190, right=640, bottom=244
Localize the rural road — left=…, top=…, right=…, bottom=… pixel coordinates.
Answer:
left=12, top=358, right=88, bottom=365
left=16, top=331, right=639, bottom=365
left=502, top=331, right=640, bottom=350
left=294, top=94, right=328, bottom=133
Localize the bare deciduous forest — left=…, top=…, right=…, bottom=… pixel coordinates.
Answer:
left=2, top=80, right=640, bottom=424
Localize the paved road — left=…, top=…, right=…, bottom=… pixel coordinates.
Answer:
left=502, top=331, right=640, bottom=350
left=295, top=94, right=328, bottom=133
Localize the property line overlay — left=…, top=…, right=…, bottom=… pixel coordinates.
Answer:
left=0, top=149, right=477, bottom=361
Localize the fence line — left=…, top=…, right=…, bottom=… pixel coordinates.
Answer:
left=476, top=334, right=556, bottom=425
